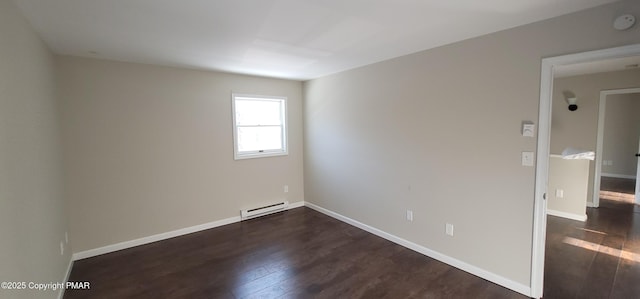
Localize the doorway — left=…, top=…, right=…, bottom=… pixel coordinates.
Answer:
left=594, top=89, right=640, bottom=207
left=543, top=85, right=640, bottom=297
left=531, top=43, right=640, bottom=298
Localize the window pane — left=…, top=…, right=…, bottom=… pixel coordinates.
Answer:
left=235, top=100, right=282, bottom=126
left=237, top=126, right=283, bottom=152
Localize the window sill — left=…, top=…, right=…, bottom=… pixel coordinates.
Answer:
left=234, top=151, right=288, bottom=160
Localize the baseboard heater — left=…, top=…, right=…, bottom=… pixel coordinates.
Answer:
left=241, top=201, right=289, bottom=220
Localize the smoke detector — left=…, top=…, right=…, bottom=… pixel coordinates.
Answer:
left=614, top=14, right=636, bottom=31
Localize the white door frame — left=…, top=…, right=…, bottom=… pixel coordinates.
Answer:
left=531, top=43, right=640, bottom=298
left=594, top=88, right=640, bottom=208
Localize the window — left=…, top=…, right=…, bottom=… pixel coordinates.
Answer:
left=232, top=94, right=288, bottom=160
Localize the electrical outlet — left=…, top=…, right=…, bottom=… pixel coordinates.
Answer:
left=406, top=210, right=413, bottom=222
left=284, top=185, right=288, bottom=193
left=446, top=223, right=454, bottom=236
left=556, top=189, right=564, bottom=198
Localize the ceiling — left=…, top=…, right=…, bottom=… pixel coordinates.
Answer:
left=13, top=0, right=619, bottom=80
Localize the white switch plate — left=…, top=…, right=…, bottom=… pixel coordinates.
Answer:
left=556, top=189, right=564, bottom=198
left=522, top=152, right=534, bottom=166
left=406, top=210, right=413, bottom=222
left=284, top=185, right=288, bottom=193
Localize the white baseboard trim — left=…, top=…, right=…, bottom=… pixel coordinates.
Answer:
left=289, top=201, right=305, bottom=209
left=303, top=202, right=531, bottom=297
left=586, top=202, right=596, bottom=208
left=601, top=173, right=636, bottom=180
left=546, top=209, right=587, bottom=222
left=58, top=257, right=74, bottom=299
left=72, top=215, right=240, bottom=260
left=72, top=201, right=305, bottom=260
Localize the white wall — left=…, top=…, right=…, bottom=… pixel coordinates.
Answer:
left=552, top=69, right=640, bottom=203
left=548, top=157, right=589, bottom=220
left=57, top=56, right=304, bottom=253
left=304, top=0, right=640, bottom=290
left=603, top=93, right=640, bottom=177
left=0, top=0, right=71, bottom=298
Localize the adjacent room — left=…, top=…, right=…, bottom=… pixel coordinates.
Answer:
left=1, top=0, right=639, bottom=298
left=545, top=59, right=640, bottom=297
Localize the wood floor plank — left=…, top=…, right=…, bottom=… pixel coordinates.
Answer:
left=64, top=207, right=526, bottom=298
left=544, top=177, right=640, bottom=299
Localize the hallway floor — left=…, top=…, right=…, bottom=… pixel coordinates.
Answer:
left=544, top=177, right=640, bottom=298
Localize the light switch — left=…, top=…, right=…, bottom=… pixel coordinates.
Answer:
left=522, top=152, right=534, bottom=166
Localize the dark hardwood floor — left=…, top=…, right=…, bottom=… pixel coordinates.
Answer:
left=65, top=207, right=526, bottom=299
left=544, top=177, right=640, bottom=299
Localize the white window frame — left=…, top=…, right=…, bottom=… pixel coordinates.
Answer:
left=231, top=93, right=288, bottom=160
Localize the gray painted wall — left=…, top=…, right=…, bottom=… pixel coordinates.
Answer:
left=304, top=0, right=640, bottom=287
left=0, top=0, right=71, bottom=298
